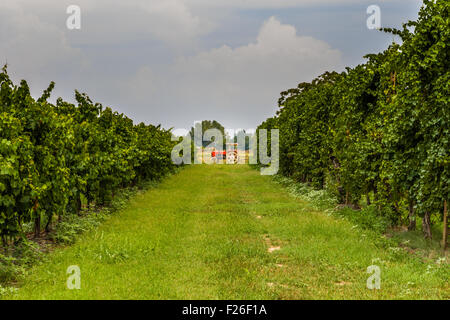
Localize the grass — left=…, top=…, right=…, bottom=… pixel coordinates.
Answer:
left=2, top=165, right=449, bottom=299
left=390, top=225, right=446, bottom=257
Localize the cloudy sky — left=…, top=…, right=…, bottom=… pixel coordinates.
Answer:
left=0, top=0, right=422, bottom=130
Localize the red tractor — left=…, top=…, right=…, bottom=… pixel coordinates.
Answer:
left=211, top=143, right=238, bottom=164
left=211, top=149, right=226, bottom=158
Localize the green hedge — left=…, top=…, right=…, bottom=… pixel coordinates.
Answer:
left=0, top=67, right=176, bottom=243
left=257, top=0, right=449, bottom=237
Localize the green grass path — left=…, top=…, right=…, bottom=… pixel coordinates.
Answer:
left=6, top=165, right=449, bottom=299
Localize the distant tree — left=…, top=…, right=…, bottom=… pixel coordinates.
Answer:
left=189, top=120, right=226, bottom=148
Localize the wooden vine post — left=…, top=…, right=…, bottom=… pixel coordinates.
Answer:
left=443, top=200, right=448, bottom=251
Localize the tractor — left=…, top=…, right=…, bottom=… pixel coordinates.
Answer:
left=211, top=143, right=239, bottom=164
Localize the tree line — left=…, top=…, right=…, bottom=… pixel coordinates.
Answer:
left=257, top=0, right=448, bottom=239
left=0, top=67, right=176, bottom=245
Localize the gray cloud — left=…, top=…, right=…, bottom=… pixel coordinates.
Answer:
left=0, top=0, right=419, bottom=130
left=124, top=17, right=343, bottom=129
left=0, top=2, right=88, bottom=91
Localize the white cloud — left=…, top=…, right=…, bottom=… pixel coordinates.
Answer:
left=64, top=0, right=213, bottom=47
left=184, top=0, right=381, bottom=8
left=0, top=2, right=89, bottom=94
left=135, top=0, right=210, bottom=44
left=125, top=17, right=343, bottom=129
left=0, top=0, right=210, bottom=98
left=2, top=0, right=401, bottom=129
left=0, top=0, right=213, bottom=47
